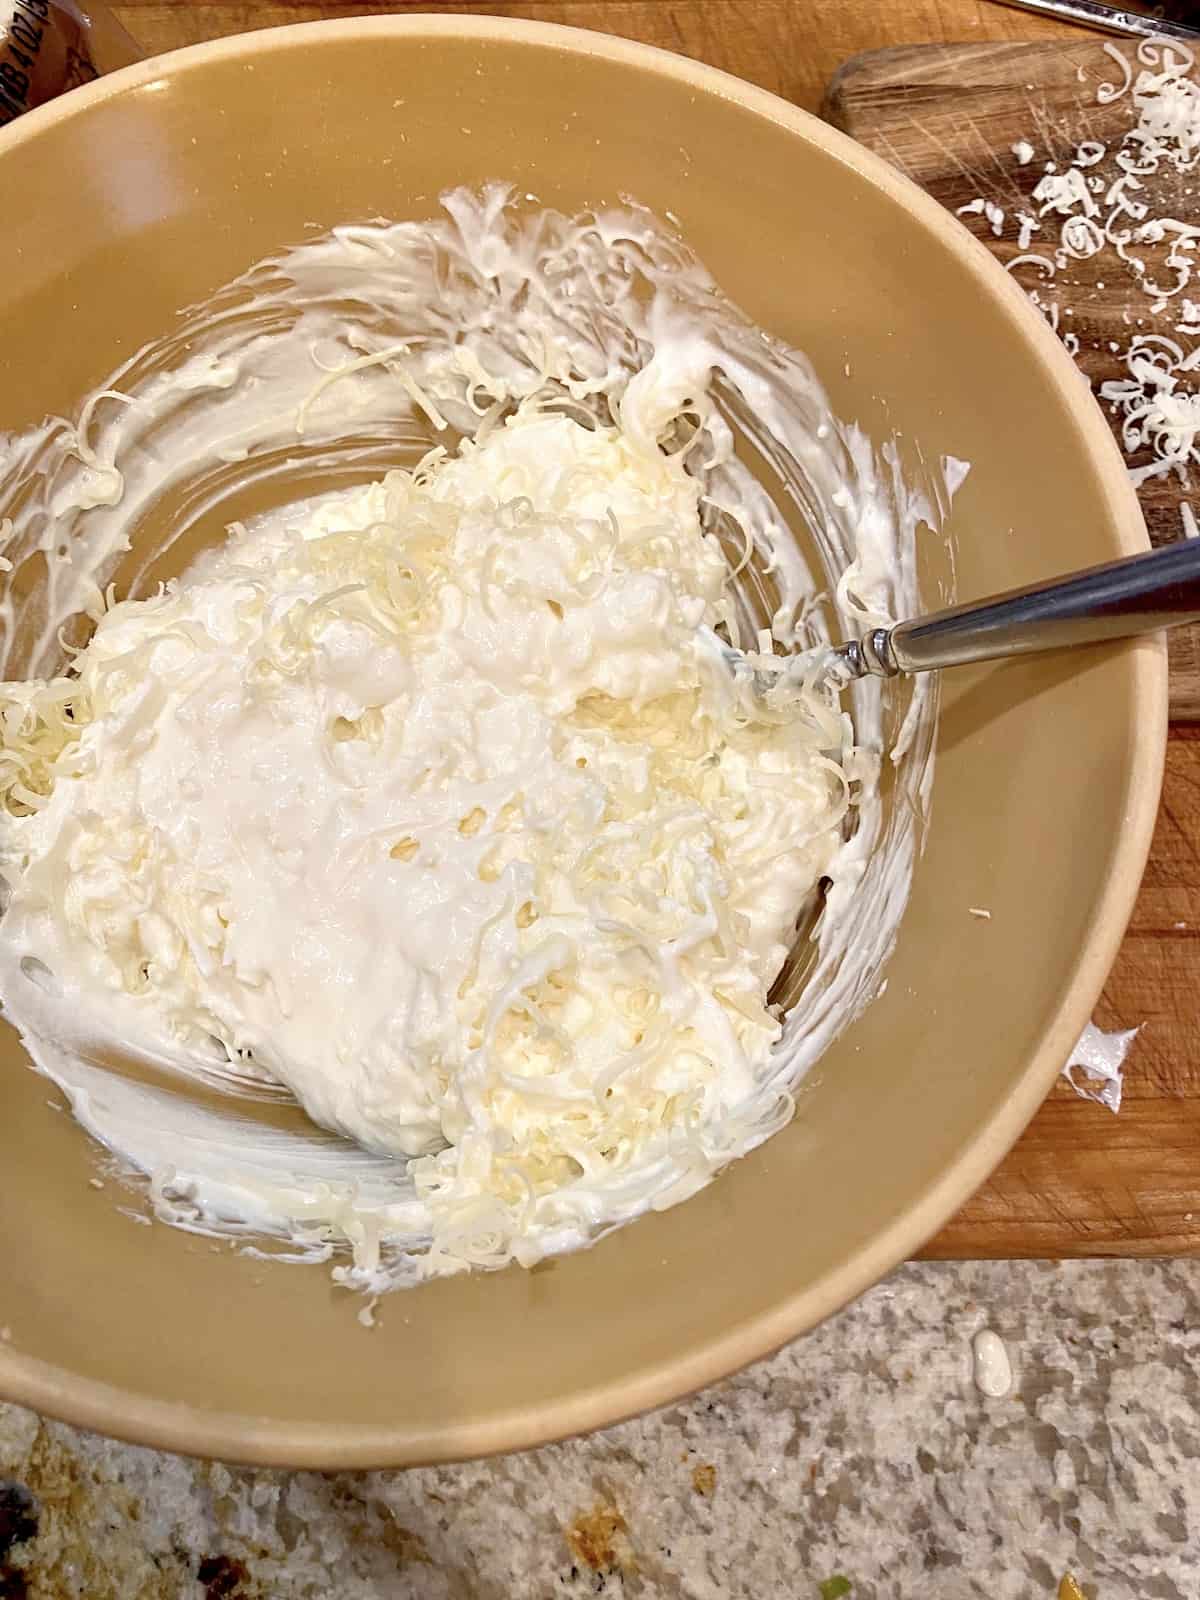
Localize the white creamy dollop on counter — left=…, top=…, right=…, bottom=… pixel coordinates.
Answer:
left=0, top=403, right=853, bottom=1274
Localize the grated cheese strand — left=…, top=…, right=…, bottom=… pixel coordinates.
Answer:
left=0, top=402, right=855, bottom=1282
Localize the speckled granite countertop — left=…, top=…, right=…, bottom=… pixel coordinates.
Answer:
left=1, top=1259, right=1196, bottom=1599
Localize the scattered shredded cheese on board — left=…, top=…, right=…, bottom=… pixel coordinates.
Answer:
left=953, top=37, right=1200, bottom=524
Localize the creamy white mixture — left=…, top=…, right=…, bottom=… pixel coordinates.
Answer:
left=0, top=188, right=951, bottom=1291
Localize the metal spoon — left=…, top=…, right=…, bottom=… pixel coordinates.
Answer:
left=995, top=0, right=1200, bottom=46
left=727, top=538, right=1200, bottom=685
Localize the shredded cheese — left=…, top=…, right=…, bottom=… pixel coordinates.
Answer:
left=0, top=402, right=857, bottom=1282
left=0, top=186, right=942, bottom=1293
left=955, top=37, right=1200, bottom=510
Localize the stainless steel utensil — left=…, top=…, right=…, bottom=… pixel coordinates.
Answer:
left=727, top=539, right=1200, bottom=685
left=995, top=0, right=1200, bottom=44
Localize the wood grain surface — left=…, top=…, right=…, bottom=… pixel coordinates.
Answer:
left=821, top=38, right=1200, bottom=1253
left=108, top=0, right=1079, bottom=112
left=99, top=0, right=1200, bottom=1257
left=827, top=39, right=1200, bottom=719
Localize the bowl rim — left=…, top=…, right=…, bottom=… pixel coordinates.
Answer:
left=0, top=11, right=1167, bottom=1468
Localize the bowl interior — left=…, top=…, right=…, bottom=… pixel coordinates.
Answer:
left=0, top=18, right=1161, bottom=1466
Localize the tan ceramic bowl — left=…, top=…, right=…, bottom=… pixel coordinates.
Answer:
left=0, top=16, right=1165, bottom=1467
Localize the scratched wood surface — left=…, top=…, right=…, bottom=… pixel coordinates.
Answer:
left=826, top=39, right=1200, bottom=719
left=99, top=0, right=1200, bottom=1256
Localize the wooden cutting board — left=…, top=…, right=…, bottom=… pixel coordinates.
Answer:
left=824, top=40, right=1200, bottom=1257
left=923, top=731, right=1200, bottom=1257
left=828, top=38, right=1200, bottom=719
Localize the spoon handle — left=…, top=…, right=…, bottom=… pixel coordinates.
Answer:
left=847, top=539, right=1200, bottom=679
